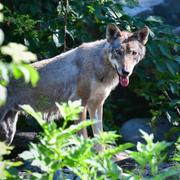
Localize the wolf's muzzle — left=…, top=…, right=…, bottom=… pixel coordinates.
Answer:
left=114, top=65, right=121, bottom=76
left=122, top=69, right=129, bottom=76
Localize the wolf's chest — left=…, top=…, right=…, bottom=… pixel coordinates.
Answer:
left=89, top=76, right=119, bottom=102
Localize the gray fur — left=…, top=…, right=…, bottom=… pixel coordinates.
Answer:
left=0, top=24, right=149, bottom=144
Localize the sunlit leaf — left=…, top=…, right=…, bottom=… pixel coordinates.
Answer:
left=1, top=43, right=37, bottom=64
left=22, top=64, right=39, bottom=86
left=10, top=64, right=22, bottom=79
left=20, top=104, right=45, bottom=126
left=0, top=84, right=7, bottom=106
left=146, top=16, right=163, bottom=23
left=0, top=62, right=9, bottom=82
left=0, top=3, right=3, bottom=10
left=0, top=29, right=4, bottom=45
left=18, top=65, right=30, bottom=83
left=19, top=151, right=34, bottom=160
left=0, top=142, right=13, bottom=156
left=0, top=13, right=3, bottom=22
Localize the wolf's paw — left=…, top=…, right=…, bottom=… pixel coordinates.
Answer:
left=0, top=121, right=12, bottom=144
left=0, top=111, right=19, bottom=144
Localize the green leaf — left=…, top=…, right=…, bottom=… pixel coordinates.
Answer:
left=10, top=64, right=22, bottom=79
left=20, top=104, right=45, bottom=126
left=0, top=29, right=4, bottom=45
left=56, top=100, right=83, bottom=123
left=121, top=0, right=139, bottom=8
left=19, top=150, right=35, bottom=160
left=0, top=62, right=9, bottom=82
left=0, top=142, right=13, bottom=156
left=139, top=129, right=154, bottom=145
left=147, top=42, right=159, bottom=56
left=175, top=56, right=180, bottom=65
left=95, top=131, right=119, bottom=145
left=102, top=143, right=134, bottom=159
left=153, top=59, right=167, bottom=73
left=0, top=3, right=3, bottom=10
left=0, top=3, right=3, bottom=23
left=165, top=62, right=176, bottom=75
left=129, top=151, right=147, bottom=167
left=159, top=44, right=171, bottom=58
left=0, top=84, right=7, bottom=106
left=153, top=166, right=180, bottom=180
left=145, top=16, right=163, bottom=23
left=1, top=43, right=37, bottom=64
left=87, top=5, right=95, bottom=13
left=148, top=27, right=155, bottom=38
left=18, top=65, right=30, bottom=83
left=0, top=13, right=3, bottom=22
left=23, top=64, right=39, bottom=86
left=58, top=120, right=94, bottom=138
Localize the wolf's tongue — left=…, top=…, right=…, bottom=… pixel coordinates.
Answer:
left=120, top=76, right=129, bottom=87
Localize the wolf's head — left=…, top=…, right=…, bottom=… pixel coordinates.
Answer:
left=105, top=24, right=149, bottom=87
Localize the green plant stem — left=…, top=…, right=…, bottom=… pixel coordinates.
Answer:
left=62, top=120, right=67, bottom=129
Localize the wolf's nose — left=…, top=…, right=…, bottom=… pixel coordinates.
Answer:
left=122, top=69, right=129, bottom=76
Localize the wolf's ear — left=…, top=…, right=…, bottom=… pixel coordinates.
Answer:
left=106, top=24, right=121, bottom=42
left=134, top=26, right=149, bottom=45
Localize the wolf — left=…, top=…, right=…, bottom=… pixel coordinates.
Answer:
left=0, top=24, right=149, bottom=144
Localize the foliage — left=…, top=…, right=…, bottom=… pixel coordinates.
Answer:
left=0, top=3, right=39, bottom=106
left=128, top=130, right=180, bottom=179
left=2, top=0, right=60, bottom=58
left=131, top=16, right=180, bottom=125
left=0, top=142, right=22, bottom=179
left=0, top=101, right=179, bottom=179
left=56, top=100, right=83, bottom=128
left=173, top=137, right=180, bottom=162
left=20, top=101, right=133, bottom=179
left=1, top=43, right=37, bottom=64
left=128, top=130, right=171, bottom=177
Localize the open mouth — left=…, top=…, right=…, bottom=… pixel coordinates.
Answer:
left=119, top=75, right=129, bottom=87
left=115, top=66, right=129, bottom=87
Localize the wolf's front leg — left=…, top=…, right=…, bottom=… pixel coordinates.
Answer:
left=0, top=110, right=19, bottom=144
left=88, top=103, right=104, bottom=151
left=91, top=105, right=103, bottom=135
left=75, top=105, right=88, bottom=138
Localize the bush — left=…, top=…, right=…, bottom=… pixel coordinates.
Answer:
left=20, top=100, right=133, bottom=179
left=0, top=142, right=21, bottom=179
left=128, top=130, right=180, bottom=179
left=0, top=100, right=179, bottom=179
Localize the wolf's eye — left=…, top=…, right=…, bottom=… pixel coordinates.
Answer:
left=115, top=49, right=122, bottom=56
left=132, top=51, right=137, bottom=56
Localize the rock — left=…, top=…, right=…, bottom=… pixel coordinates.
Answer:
left=120, top=118, right=174, bottom=144
left=5, top=132, right=38, bottom=159
left=124, top=0, right=180, bottom=26
left=123, top=0, right=164, bottom=17
left=153, top=0, right=180, bottom=26
left=53, top=168, right=80, bottom=180
left=120, top=118, right=150, bottom=144
left=173, top=26, right=180, bottom=36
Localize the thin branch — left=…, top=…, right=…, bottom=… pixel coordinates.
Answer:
left=162, top=88, right=180, bottom=117
left=64, top=0, right=68, bottom=52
